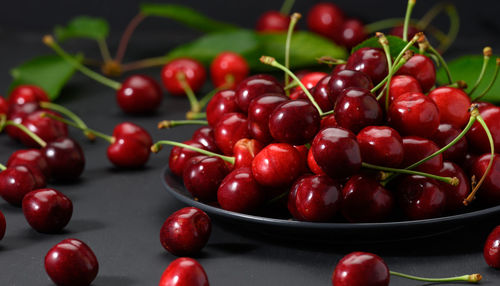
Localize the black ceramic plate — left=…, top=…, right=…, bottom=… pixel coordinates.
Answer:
left=162, top=167, right=500, bottom=242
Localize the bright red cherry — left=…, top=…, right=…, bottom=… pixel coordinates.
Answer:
left=191, top=126, right=219, bottom=153
left=0, top=210, right=5, bottom=241
left=470, top=154, right=500, bottom=204
left=328, top=70, right=373, bottom=106
left=206, top=89, right=241, bottom=127
left=8, top=85, right=50, bottom=106
left=18, top=110, right=68, bottom=147
left=233, top=138, right=264, bottom=169
left=159, top=257, right=209, bottom=286
left=217, top=167, right=263, bottom=213
left=387, top=75, right=422, bottom=104
left=160, top=207, right=211, bottom=256
left=169, top=140, right=207, bottom=177
left=42, top=137, right=85, bottom=181
left=336, top=19, right=367, bottom=49
left=346, top=47, right=388, bottom=84
left=357, top=126, right=404, bottom=167
left=467, top=106, right=500, bottom=154
left=183, top=156, right=229, bottom=202
left=297, top=72, right=329, bottom=91
left=251, top=143, right=302, bottom=188
left=214, top=112, right=250, bottom=155
left=0, top=165, right=37, bottom=206
left=107, top=122, right=152, bottom=168
left=22, top=188, right=72, bottom=233
left=332, top=252, right=390, bottom=286
left=307, top=3, right=345, bottom=39
left=401, top=136, right=443, bottom=174
left=429, top=87, right=471, bottom=128
left=116, top=74, right=163, bottom=114
left=247, top=93, right=288, bottom=143
left=210, top=52, right=249, bottom=89
left=396, top=54, right=436, bottom=92
left=437, top=162, right=470, bottom=212
left=45, top=238, right=98, bottom=286
left=334, top=87, right=383, bottom=133
left=7, top=148, right=51, bottom=181
left=431, top=124, right=468, bottom=163
left=161, top=58, right=207, bottom=96
left=256, top=11, right=290, bottom=33
left=485, top=226, right=500, bottom=268
left=234, top=74, right=284, bottom=112
left=0, top=96, right=8, bottom=115
left=397, top=175, right=446, bottom=220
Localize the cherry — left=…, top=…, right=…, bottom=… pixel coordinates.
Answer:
left=307, top=3, right=345, bottom=39
left=183, top=156, right=229, bottom=202
left=217, top=167, right=263, bottom=213
left=328, top=70, right=373, bottom=106
left=470, top=154, right=500, bottom=204
left=334, top=87, right=383, bottom=133
left=346, top=47, right=388, bottom=84
left=169, top=140, right=207, bottom=177
left=233, top=138, right=264, bottom=169
left=310, top=75, right=334, bottom=111
left=332, top=252, right=389, bottom=286
left=387, top=75, right=422, bottom=105
left=256, top=11, right=290, bottom=33
left=0, top=210, right=5, bottom=241
left=431, top=124, right=468, bottom=163
left=42, top=137, right=85, bottom=181
left=269, top=99, right=321, bottom=145
left=485, top=226, right=500, bottom=268
left=159, top=257, right=209, bottom=286
left=357, top=126, right=404, bottom=168
left=307, top=148, right=325, bottom=175
left=0, top=96, right=8, bottom=115
left=214, top=112, right=250, bottom=155
left=297, top=72, right=329, bottom=91
left=22, top=188, right=72, bottom=233
left=210, top=51, right=249, bottom=89
left=336, top=19, right=367, bottom=49
left=191, top=126, right=219, bottom=153
left=396, top=54, right=436, bottom=92
left=0, top=165, right=37, bottom=206
left=251, top=143, right=302, bottom=188
left=8, top=85, right=50, bottom=106
left=401, top=136, right=443, bottom=174
left=437, top=162, right=470, bottom=212
left=161, top=58, right=206, bottom=96
left=107, top=122, right=152, bottom=168
left=387, top=92, right=440, bottom=138
left=390, top=25, right=420, bottom=40
left=397, top=175, right=446, bottom=220
left=160, top=207, right=211, bottom=256
left=18, top=110, right=68, bottom=147
left=7, top=149, right=50, bottom=183
left=45, top=238, right=98, bottom=286
left=320, top=114, right=338, bottom=130
left=247, top=93, right=288, bottom=143
left=4, top=102, right=39, bottom=140
left=332, top=64, right=347, bottom=76
left=206, top=89, right=241, bottom=127
left=467, top=106, right=500, bottom=154
left=429, top=87, right=471, bottom=128
left=234, top=74, right=284, bottom=112
left=116, top=74, right=163, bottom=114
left=294, top=144, right=310, bottom=174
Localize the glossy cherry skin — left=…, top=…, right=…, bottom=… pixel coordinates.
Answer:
left=161, top=58, right=206, bottom=95
left=169, top=140, right=207, bottom=177
left=307, top=3, right=344, bottom=39
left=116, top=74, right=163, bottom=113
left=107, top=122, right=152, bottom=168
left=332, top=252, right=390, bottom=286
left=7, top=148, right=50, bottom=182
left=336, top=19, right=367, bottom=49
left=346, top=47, right=388, bottom=84
left=210, top=52, right=249, bottom=89
left=320, top=114, right=338, bottom=130
left=288, top=174, right=341, bottom=222
left=401, top=136, right=443, bottom=174
left=470, top=154, right=500, bottom=204
left=387, top=92, right=440, bottom=138
left=183, top=156, right=229, bottom=202
left=269, top=99, right=321, bottom=145
left=431, top=124, right=468, bottom=163
left=484, top=226, right=500, bottom=268
left=206, top=89, right=240, bottom=127
left=8, top=85, right=50, bottom=106
left=357, top=126, right=404, bottom=167
left=0, top=165, right=37, bottom=206
left=397, top=175, right=446, bottom=220
left=18, top=110, right=68, bottom=147
left=467, top=106, right=500, bottom=154
left=0, top=96, right=8, bottom=115
left=214, top=112, right=250, bottom=155
left=160, top=207, right=211, bottom=256
left=234, top=74, right=284, bottom=112
left=22, top=188, right=72, bottom=233
left=45, top=238, right=98, bottom=286
left=42, top=137, right=85, bottom=181
left=310, top=75, right=334, bottom=111
left=233, top=138, right=264, bottom=169
left=396, top=54, right=436, bottom=92
left=159, top=257, right=209, bottom=286
left=0, top=210, right=5, bottom=240
left=297, top=72, right=329, bottom=91
left=312, top=127, right=362, bottom=179
left=252, top=143, right=302, bottom=188
left=328, top=70, right=373, bottom=106
left=429, top=87, right=471, bottom=128
left=334, top=87, right=383, bottom=133
left=256, top=11, right=290, bottom=33
left=5, top=102, right=39, bottom=140
left=437, top=162, right=470, bottom=212
left=191, top=126, right=219, bottom=153
left=387, top=75, right=422, bottom=105
left=332, top=64, right=347, bottom=76
left=217, top=167, right=263, bottom=213
left=247, top=93, right=288, bottom=143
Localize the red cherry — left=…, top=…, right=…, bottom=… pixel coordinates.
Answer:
left=0, top=96, right=8, bottom=115
left=429, top=87, right=471, bottom=128
left=390, top=25, right=420, bottom=40
left=205, top=89, right=241, bottom=127
left=22, top=188, right=72, bottom=233
left=256, top=11, right=290, bottom=33
left=334, top=87, right=383, bottom=133
left=332, top=252, right=390, bottom=286
left=18, top=110, right=68, bottom=147
left=107, top=122, right=152, bottom=168
left=470, top=154, right=500, bottom=204
left=310, top=75, right=334, bottom=111
left=485, top=226, right=500, bottom=268
left=0, top=165, right=37, bottom=206
left=307, top=3, right=345, bottom=39
left=183, top=156, right=229, bottom=202
left=401, top=136, right=443, bottom=174
left=116, top=74, right=163, bottom=114
left=397, top=175, right=446, bottom=220
left=45, top=238, right=98, bottom=286
left=4, top=102, right=39, bottom=140
left=430, top=124, right=468, bottom=163
left=467, top=106, right=500, bottom=154
left=0, top=210, right=5, bottom=241
left=169, top=140, right=207, bottom=177
left=307, top=148, right=325, bottom=175
left=251, top=143, right=302, bottom=188
left=159, top=257, right=209, bottom=286
left=328, top=70, right=373, bottom=106
left=161, top=58, right=206, bottom=96
left=7, top=148, right=50, bottom=181
left=336, top=19, right=367, bottom=49
left=234, top=74, right=284, bottom=113
left=437, top=162, right=470, bottom=212
left=320, top=114, right=338, bottom=130
left=191, top=126, right=219, bottom=153
left=42, top=137, right=85, bottom=181
left=217, top=167, right=263, bottom=213
left=214, top=112, right=250, bottom=155
left=297, top=72, right=329, bottom=91
left=346, top=47, right=388, bottom=84
left=396, top=54, right=436, bottom=92
left=233, top=138, right=264, bottom=169
left=332, top=64, right=347, bottom=75
left=357, top=126, right=404, bottom=167
left=210, top=52, right=249, bottom=89
left=387, top=75, right=422, bottom=105
left=160, top=207, right=211, bottom=256
left=247, top=93, right=288, bottom=143
left=8, top=85, right=50, bottom=106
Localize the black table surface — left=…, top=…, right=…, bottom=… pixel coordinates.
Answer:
left=1, top=28, right=500, bottom=286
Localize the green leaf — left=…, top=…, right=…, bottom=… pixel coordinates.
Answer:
left=352, top=35, right=419, bottom=58
left=436, top=55, right=500, bottom=103
left=54, top=16, right=109, bottom=41
left=10, top=54, right=83, bottom=100
left=140, top=3, right=238, bottom=33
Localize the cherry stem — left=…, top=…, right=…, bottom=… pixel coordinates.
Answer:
left=0, top=163, right=6, bottom=171
left=260, top=56, right=325, bottom=116
left=284, top=81, right=299, bottom=91
left=120, top=56, right=168, bottom=72
left=403, top=0, right=417, bottom=41
left=43, top=35, right=122, bottom=90
left=186, top=112, right=207, bottom=120
left=157, top=120, right=208, bottom=129
left=115, top=13, right=146, bottom=64
left=390, top=271, right=481, bottom=283
left=469, top=47, right=492, bottom=96
left=4, top=120, right=47, bottom=148
left=40, top=102, right=95, bottom=141
left=42, top=113, right=113, bottom=143
left=420, top=35, right=453, bottom=84
left=176, top=72, right=201, bottom=113
left=151, top=140, right=235, bottom=164
left=373, top=56, right=409, bottom=97
left=316, top=56, right=347, bottom=67
left=376, top=32, right=393, bottom=111
left=365, top=18, right=407, bottom=34
left=472, top=58, right=500, bottom=102
left=97, top=38, right=112, bottom=63
left=280, top=0, right=295, bottom=15
left=284, top=13, right=301, bottom=96
left=438, top=4, right=459, bottom=53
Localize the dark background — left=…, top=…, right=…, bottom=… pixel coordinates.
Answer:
left=1, top=1, right=500, bottom=285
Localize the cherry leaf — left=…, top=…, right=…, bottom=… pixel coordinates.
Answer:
left=54, top=16, right=109, bottom=41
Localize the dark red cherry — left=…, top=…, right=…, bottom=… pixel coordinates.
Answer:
left=297, top=72, right=329, bottom=91
left=310, top=75, right=334, bottom=111
left=233, top=138, right=264, bottom=169
left=234, top=74, right=284, bottom=112
left=107, top=122, right=152, bottom=168
left=191, top=126, right=219, bottom=153
left=431, top=124, right=468, bottom=163
left=8, top=85, right=50, bottom=106
left=0, top=96, right=8, bottom=115
left=22, top=188, right=72, bottom=233
left=336, top=19, right=367, bottom=49
left=387, top=75, right=422, bottom=105
left=4, top=102, right=39, bottom=140
left=357, top=126, right=404, bottom=167
left=159, top=257, right=209, bottom=286
left=45, top=238, right=98, bottom=286
left=294, top=145, right=310, bottom=174
left=401, top=136, right=443, bottom=174
left=307, top=148, right=325, bottom=175
left=328, top=70, right=373, bottom=106
left=42, top=137, right=85, bottom=181
left=252, top=143, right=302, bottom=188
left=247, top=93, right=288, bottom=143
left=467, top=106, right=500, bottom=154
left=210, top=51, right=249, bottom=89
left=217, top=167, right=263, bottom=213
left=397, top=175, right=446, bottom=220
left=183, top=156, right=229, bottom=202
left=0, top=165, right=37, bottom=206
left=334, top=87, right=383, bottom=133
left=160, top=207, right=211, bottom=256
left=256, top=11, right=290, bottom=33
left=396, top=54, right=436, bottom=92
left=169, top=140, right=207, bottom=177
left=390, top=25, right=420, bottom=40
left=214, top=112, right=250, bottom=155
left=387, top=92, right=440, bottom=138
left=307, top=3, right=345, bottom=39
left=437, top=162, right=470, bottom=212
left=269, top=99, right=321, bottom=145
left=161, top=58, right=206, bottom=95
left=0, top=210, right=5, bottom=240
left=485, top=226, right=500, bottom=268
left=18, top=110, right=68, bottom=147
left=470, top=154, right=500, bottom=204
left=346, top=47, right=388, bottom=84
left=342, top=174, right=394, bottom=222
left=206, top=89, right=240, bottom=127
left=332, top=64, right=347, bottom=76
left=7, top=149, right=50, bottom=182
left=332, top=252, right=390, bottom=286
left=312, top=127, right=362, bottom=179
left=116, top=74, right=162, bottom=114
left=429, top=87, right=471, bottom=128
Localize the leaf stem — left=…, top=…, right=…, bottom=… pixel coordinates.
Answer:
left=403, top=0, right=417, bottom=41
left=280, top=0, right=295, bottom=15
left=151, top=140, right=235, bottom=164
left=469, top=47, right=492, bottom=96
left=115, top=13, right=147, bottom=63
left=284, top=13, right=301, bottom=96
left=42, top=113, right=113, bottom=143
left=472, top=58, right=500, bottom=102
left=157, top=120, right=208, bottom=129
left=390, top=271, right=481, bottom=283
left=40, top=102, right=95, bottom=141
left=362, top=162, right=458, bottom=185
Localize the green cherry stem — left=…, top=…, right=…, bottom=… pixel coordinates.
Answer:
left=390, top=271, right=481, bottom=283
left=0, top=163, right=6, bottom=171
left=316, top=56, right=347, bottom=66
left=40, top=102, right=95, bottom=141
left=186, top=112, right=207, bottom=120
left=151, top=140, right=235, bottom=164
left=176, top=72, right=201, bottom=113
left=42, top=113, right=113, bottom=143
left=157, top=120, right=208, bottom=129
left=372, top=54, right=410, bottom=97
left=97, top=38, right=112, bottom=63
left=376, top=32, right=393, bottom=111
left=469, top=47, right=492, bottom=96
left=3, top=120, right=47, bottom=148
left=284, top=13, right=301, bottom=96
left=438, top=4, right=459, bottom=53
left=419, top=35, right=453, bottom=83
left=473, top=58, right=500, bottom=102
left=280, top=0, right=295, bottom=15
left=403, top=0, right=417, bottom=41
